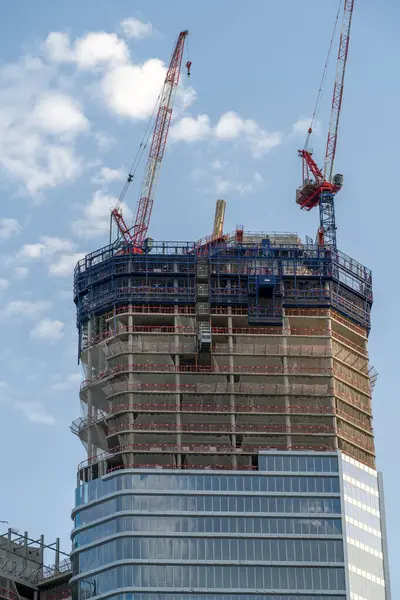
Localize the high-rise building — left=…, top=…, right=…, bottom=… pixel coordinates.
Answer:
left=71, top=232, right=391, bottom=599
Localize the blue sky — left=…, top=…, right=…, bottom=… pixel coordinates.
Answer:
left=1, top=0, right=399, bottom=591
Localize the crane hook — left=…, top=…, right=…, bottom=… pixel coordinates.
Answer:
left=186, top=61, right=192, bottom=78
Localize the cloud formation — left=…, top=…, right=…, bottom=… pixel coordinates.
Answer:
left=44, top=31, right=129, bottom=69
left=120, top=18, right=153, bottom=40
left=43, top=29, right=167, bottom=121
left=170, top=111, right=283, bottom=158
left=92, top=166, right=124, bottom=185
left=0, top=55, right=87, bottom=195
left=17, top=236, right=84, bottom=277
left=31, top=318, right=64, bottom=342
left=14, top=401, right=56, bottom=425
left=5, top=300, right=51, bottom=319
left=0, top=218, right=21, bottom=240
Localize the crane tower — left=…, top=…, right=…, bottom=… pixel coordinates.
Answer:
left=296, top=0, right=355, bottom=247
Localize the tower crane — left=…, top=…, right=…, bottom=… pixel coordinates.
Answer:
left=111, top=30, right=190, bottom=250
left=296, top=0, right=355, bottom=248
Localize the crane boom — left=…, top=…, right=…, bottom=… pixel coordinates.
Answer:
left=296, top=0, right=355, bottom=248
left=324, top=0, right=355, bottom=182
left=111, top=30, right=189, bottom=249
left=132, top=30, right=189, bottom=247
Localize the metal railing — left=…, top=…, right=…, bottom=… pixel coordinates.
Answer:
left=79, top=442, right=334, bottom=471
left=80, top=363, right=333, bottom=388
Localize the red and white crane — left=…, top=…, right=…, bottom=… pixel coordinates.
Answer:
left=296, top=0, right=355, bottom=247
left=111, top=30, right=190, bottom=250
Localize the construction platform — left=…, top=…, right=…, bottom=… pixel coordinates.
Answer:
left=72, top=231, right=375, bottom=481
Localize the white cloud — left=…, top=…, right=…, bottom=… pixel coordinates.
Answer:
left=215, top=111, right=282, bottom=157
left=72, top=189, right=132, bottom=239
left=215, top=171, right=264, bottom=196
left=121, top=17, right=153, bottom=40
left=17, top=236, right=83, bottom=277
left=5, top=300, right=51, bottom=319
left=19, top=243, right=46, bottom=258
left=92, top=166, right=124, bottom=185
left=13, top=267, right=28, bottom=279
left=14, top=401, right=55, bottom=425
left=49, top=252, right=85, bottom=277
left=215, top=111, right=245, bottom=139
left=0, top=26, right=191, bottom=195
left=75, top=32, right=129, bottom=70
left=0, top=55, right=85, bottom=194
left=0, top=218, right=21, bottom=240
left=44, top=27, right=194, bottom=127
left=101, top=58, right=166, bottom=119
left=0, top=278, right=9, bottom=292
left=19, top=236, right=74, bottom=259
left=43, top=32, right=73, bottom=63
left=175, top=86, right=197, bottom=114
left=292, top=117, right=321, bottom=137
left=31, top=318, right=64, bottom=341
left=190, top=162, right=264, bottom=198
left=171, top=110, right=282, bottom=157
left=42, top=236, right=75, bottom=253
left=44, top=31, right=129, bottom=70
left=31, top=91, right=89, bottom=134
left=170, top=114, right=211, bottom=142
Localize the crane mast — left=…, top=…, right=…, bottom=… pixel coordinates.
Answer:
left=212, top=199, right=227, bottom=238
left=111, top=30, right=189, bottom=249
left=296, top=0, right=355, bottom=248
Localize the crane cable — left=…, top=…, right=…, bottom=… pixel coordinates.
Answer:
left=115, top=30, right=188, bottom=215
left=115, top=87, right=163, bottom=212
left=304, top=0, right=343, bottom=150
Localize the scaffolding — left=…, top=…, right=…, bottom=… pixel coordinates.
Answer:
left=73, top=233, right=375, bottom=482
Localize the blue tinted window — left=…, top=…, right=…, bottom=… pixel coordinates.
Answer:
left=75, top=537, right=344, bottom=571
left=77, top=594, right=346, bottom=600
left=72, top=516, right=343, bottom=547
left=259, top=454, right=339, bottom=474
left=75, top=465, right=341, bottom=509
left=76, top=565, right=346, bottom=593
left=75, top=493, right=341, bottom=528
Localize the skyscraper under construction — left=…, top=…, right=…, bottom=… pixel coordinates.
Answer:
left=70, top=4, right=391, bottom=598
left=70, top=230, right=391, bottom=599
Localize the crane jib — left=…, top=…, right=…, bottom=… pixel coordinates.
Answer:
left=111, top=29, right=189, bottom=250
left=296, top=0, right=355, bottom=249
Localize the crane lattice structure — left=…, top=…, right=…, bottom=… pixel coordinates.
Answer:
left=111, top=30, right=190, bottom=250
left=296, top=0, right=355, bottom=248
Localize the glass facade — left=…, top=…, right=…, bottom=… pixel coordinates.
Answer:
left=71, top=452, right=391, bottom=599
left=71, top=452, right=353, bottom=599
